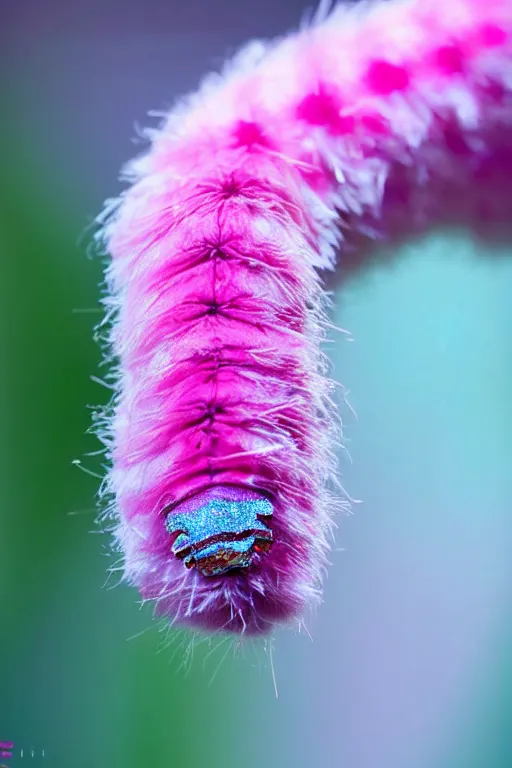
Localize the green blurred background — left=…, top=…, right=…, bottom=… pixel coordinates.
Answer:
left=2, top=2, right=512, bottom=767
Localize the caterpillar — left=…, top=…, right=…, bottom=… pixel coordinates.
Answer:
left=95, top=0, right=512, bottom=637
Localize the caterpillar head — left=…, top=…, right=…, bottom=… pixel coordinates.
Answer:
left=165, top=488, right=273, bottom=577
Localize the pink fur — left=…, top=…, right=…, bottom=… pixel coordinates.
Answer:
left=97, top=0, right=512, bottom=636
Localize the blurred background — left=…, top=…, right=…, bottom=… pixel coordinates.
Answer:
left=1, top=1, right=512, bottom=766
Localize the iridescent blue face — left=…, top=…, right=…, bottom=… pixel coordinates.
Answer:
left=165, top=496, right=273, bottom=577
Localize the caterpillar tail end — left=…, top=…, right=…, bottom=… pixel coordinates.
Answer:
left=165, top=486, right=273, bottom=577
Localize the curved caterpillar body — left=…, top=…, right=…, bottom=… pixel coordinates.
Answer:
left=96, top=0, right=512, bottom=636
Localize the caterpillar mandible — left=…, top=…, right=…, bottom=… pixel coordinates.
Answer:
left=95, top=0, right=512, bottom=636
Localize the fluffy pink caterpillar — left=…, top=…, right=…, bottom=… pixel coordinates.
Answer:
left=96, top=0, right=512, bottom=636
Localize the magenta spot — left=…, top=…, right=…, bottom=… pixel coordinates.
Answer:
left=337, top=114, right=356, bottom=134
left=485, top=80, right=506, bottom=103
left=232, top=120, right=269, bottom=148
left=297, top=87, right=345, bottom=133
left=360, top=114, right=389, bottom=134
left=442, top=122, right=469, bottom=158
left=220, top=177, right=242, bottom=198
left=366, top=60, right=410, bottom=95
left=298, top=161, right=331, bottom=194
left=435, top=44, right=465, bottom=74
left=477, top=23, right=507, bottom=48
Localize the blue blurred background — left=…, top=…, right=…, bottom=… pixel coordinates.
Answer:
left=1, top=1, right=512, bottom=767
